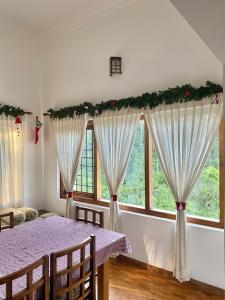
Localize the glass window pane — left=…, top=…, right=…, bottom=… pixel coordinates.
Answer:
left=152, top=134, right=220, bottom=221
left=188, top=134, right=219, bottom=220
left=101, top=120, right=145, bottom=207
left=74, top=129, right=94, bottom=193
left=152, top=148, right=175, bottom=212
left=101, top=169, right=110, bottom=200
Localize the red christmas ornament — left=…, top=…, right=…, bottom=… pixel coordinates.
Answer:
left=15, top=116, right=22, bottom=124
left=110, top=100, right=117, bottom=107
left=184, top=90, right=191, bottom=97
left=15, top=116, right=22, bottom=137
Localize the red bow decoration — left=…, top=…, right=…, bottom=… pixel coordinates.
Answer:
left=176, top=202, right=186, bottom=211
left=35, top=116, right=43, bottom=144
left=67, top=192, right=73, bottom=198
left=111, top=194, right=118, bottom=201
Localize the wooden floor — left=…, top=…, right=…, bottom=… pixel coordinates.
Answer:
left=109, top=258, right=224, bottom=300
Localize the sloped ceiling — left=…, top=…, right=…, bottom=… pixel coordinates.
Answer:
left=171, top=0, right=225, bottom=63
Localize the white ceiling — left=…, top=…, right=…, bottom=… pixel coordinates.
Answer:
left=0, top=0, right=133, bottom=32
left=1, top=0, right=225, bottom=63
left=171, top=0, right=225, bottom=64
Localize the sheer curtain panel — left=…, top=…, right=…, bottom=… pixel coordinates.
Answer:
left=0, top=115, right=24, bottom=209
left=145, top=96, right=223, bottom=282
left=50, top=115, right=88, bottom=219
left=93, top=108, right=141, bottom=231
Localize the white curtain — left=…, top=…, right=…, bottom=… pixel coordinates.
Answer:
left=0, top=115, right=24, bottom=209
left=145, top=96, right=223, bottom=282
left=93, top=108, right=141, bottom=231
left=50, top=115, right=88, bottom=219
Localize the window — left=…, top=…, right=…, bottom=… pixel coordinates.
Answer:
left=152, top=147, right=175, bottom=213
left=60, top=122, right=96, bottom=201
left=153, top=133, right=220, bottom=221
left=101, top=119, right=145, bottom=207
left=188, top=134, right=220, bottom=220
left=74, top=128, right=94, bottom=194
left=60, top=118, right=224, bottom=228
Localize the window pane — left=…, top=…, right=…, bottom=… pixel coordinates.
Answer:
left=152, top=134, right=220, bottom=221
left=74, top=129, right=94, bottom=193
left=188, top=134, right=219, bottom=220
left=101, top=120, right=145, bottom=207
left=152, top=149, right=175, bottom=212
left=101, top=169, right=110, bottom=200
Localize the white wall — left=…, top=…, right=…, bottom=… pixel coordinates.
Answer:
left=42, top=0, right=222, bottom=109
left=41, top=0, right=224, bottom=289
left=41, top=0, right=224, bottom=288
left=0, top=17, right=44, bottom=209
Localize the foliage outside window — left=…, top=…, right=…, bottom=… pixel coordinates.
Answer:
left=101, top=120, right=145, bottom=207
left=153, top=134, right=220, bottom=221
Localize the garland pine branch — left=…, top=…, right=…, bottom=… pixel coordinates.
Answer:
left=45, top=81, right=223, bottom=119
left=0, top=104, right=32, bottom=117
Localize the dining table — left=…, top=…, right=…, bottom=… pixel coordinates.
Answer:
left=0, top=215, right=131, bottom=300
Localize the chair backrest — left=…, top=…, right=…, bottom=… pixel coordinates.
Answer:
left=0, top=212, right=14, bottom=232
left=50, top=235, right=96, bottom=300
left=75, top=205, right=104, bottom=228
left=0, top=255, right=49, bottom=300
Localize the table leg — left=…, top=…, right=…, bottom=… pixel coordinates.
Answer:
left=98, top=261, right=109, bottom=300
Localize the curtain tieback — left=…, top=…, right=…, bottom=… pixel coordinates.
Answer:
left=67, top=192, right=73, bottom=198
left=111, top=194, right=118, bottom=201
left=176, top=202, right=186, bottom=211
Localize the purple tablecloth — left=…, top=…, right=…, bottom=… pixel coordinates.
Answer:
left=0, top=216, right=131, bottom=299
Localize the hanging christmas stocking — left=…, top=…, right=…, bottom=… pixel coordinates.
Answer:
left=35, top=116, right=43, bottom=144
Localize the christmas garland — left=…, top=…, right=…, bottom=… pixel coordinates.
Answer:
left=0, top=104, right=32, bottom=117
left=45, top=81, right=223, bottom=119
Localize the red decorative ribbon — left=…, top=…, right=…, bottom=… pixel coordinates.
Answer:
left=176, top=202, right=186, bottom=211
left=67, top=192, right=73, bottom=198
left=111, top=194, right=118, bottom=201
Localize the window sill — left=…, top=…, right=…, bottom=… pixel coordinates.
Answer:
left=60, top=194, right=224, bottom=229
left=121, top=205, right=223, bottom=229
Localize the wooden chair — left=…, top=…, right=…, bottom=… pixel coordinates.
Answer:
left=75, top=205, right=104, bottom=228
left=0, top=255, right=49, bottom=300
left=50, top=235, right=96, bottom=300
left=0, top=212, right=14, bottom=232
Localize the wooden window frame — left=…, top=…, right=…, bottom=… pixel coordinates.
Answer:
left=74, top=121, right=95, bottom=200
left=60, top=118, right=224, bottom=229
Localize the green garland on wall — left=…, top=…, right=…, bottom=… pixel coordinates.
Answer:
left=45, top=81, right=223, bottom=119
left=0, top=104, right=32, bottom=117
